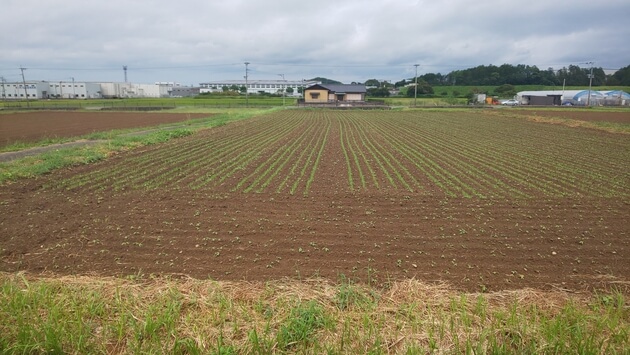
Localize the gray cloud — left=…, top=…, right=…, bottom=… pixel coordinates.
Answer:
left=1, top=0, right=628, bottom=84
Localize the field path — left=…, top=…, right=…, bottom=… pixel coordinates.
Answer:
left=0, top=140, right=107, bottom=162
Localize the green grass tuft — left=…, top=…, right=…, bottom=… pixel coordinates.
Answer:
left=1, top=274, right=628, bottom=354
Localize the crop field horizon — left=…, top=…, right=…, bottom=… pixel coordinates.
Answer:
left=1, top=109, right=628, bottom=294
left=50, top=110, right=629, bottom=198
left=2, top=108, right=629, bottom=353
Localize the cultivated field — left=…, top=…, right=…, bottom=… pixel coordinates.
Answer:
left=0, top=111, right=212, bottom=147
left=514, top=110, right=630, bottom=123
left=1, top=109, right=628, bottom=293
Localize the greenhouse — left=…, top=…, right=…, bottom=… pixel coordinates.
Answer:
left=603, top=90, right=630, bottom=105
left=570, top=90, right=605, bottom=106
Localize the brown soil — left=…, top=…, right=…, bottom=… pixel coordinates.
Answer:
left=1, top=182, right=627, bottom=294
left=1, top=111, right=628, bottom=294
left=512, top=109, right=630, bottom=123
left=0, top=111, right=212, bottom=146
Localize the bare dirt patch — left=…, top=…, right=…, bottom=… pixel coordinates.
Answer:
left=0, top=111, right=212, bottom=147
left=512, top=109, right=630, bottom=123
left=0, top=182, right=627, bottom=294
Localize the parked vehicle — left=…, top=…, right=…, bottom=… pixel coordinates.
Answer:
left=501, top=99, right=519, bottom=106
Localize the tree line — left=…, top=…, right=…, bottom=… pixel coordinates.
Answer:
left=416, top=64, right=629, bottom=86
left=362, top=63, right=630, bottom=97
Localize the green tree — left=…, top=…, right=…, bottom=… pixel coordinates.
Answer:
left=308, top=77, right=341, bottom=84
left=394, top=79, right=408, bottom=88
left=495, top=84, right=516, bottom=97
left=406, top=80, right=433, bottom=97
left=607, top=65, right=630, bottom=85
left=557, top=65, right=587, bottom=86
left=364, top=79, right=381, bottom=87
left=419, top=73, right=446, bottom=85
left=367, top=87, right=390, bottom=97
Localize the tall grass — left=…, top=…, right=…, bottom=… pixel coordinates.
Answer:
left=1, top=273, right=627, bottom=354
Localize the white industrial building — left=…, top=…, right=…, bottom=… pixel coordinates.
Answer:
left=1, top=81, right=102, bottom=99
left=99, top=82, right=171, bottom=98
left=199, top=79, right=319, bottom=96
left=1, top=79, right=319, bottom=100
left=47, top=81, right=102, bottom=99
left=1, top=81, right=49, bottom=100
left=0, top=81, right=174, bottom=100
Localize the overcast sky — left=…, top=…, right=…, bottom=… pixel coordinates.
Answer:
left=1, top=0, right=629, bottom=85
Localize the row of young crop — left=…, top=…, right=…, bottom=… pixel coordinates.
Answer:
left=230, top=113, right=330, bottom=194
left=371, top=111, right=629, bottom=197
left=56, top=111, right=332, bottom=195
left=56, top=112, right=299, bottom=192
left=338, top=112, right=419, bottom=192
left=55, top=119, right=260, bottom=190
left=399, top=112, right=629, bottom=197
left=334, top=112, right=536, bottom=197
left=55, top=110, right=629, bottom=198
left=173, top=111, right=330, bottom=195
left=184, top=115, right=306, bottom=191
left=356, top=114, right=503, bottom=197
left=323, top=110, right=628, bottom=198
left=375, top=113, right=562, bottom=197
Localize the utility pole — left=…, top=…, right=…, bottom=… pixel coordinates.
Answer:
left=123, top=65, right=128, bottom=83
left=278, top=73, right=285, bottom=106
left=244, top=62, right=250, bottom=107
left=20, top=66, right=29, bottom=108
left=0, top=76, right=6, bottom=101
left=414, top=64, right=419, bottom=107
left=71, top=77, right=76, bottom=99
left=586, top=61, right=594, bottom=107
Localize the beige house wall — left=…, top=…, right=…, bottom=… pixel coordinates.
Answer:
left=304, top=89, right=329, bottom=103
left=328, top=93, right=363, bottom=101
left=346, top=93, right=363, bottom=101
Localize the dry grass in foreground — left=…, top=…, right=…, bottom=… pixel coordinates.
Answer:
left=1, top=272, right=628, bottom=354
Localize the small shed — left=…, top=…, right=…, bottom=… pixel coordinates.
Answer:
left=517, top=90, right=566, bottom=106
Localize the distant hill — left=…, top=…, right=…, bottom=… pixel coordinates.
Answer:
left=309, top=77, right=342, bottom=85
